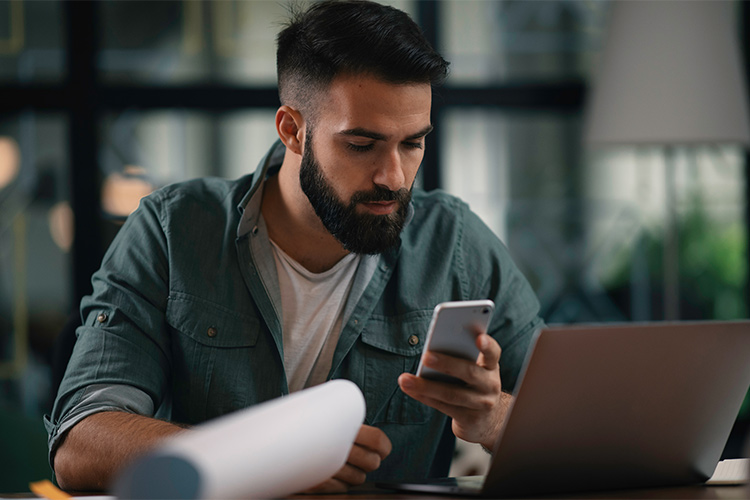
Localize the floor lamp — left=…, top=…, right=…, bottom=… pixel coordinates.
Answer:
left=584, top=0, right=750, bottom=321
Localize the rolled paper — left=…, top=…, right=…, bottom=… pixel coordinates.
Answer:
left=113, top=379, right=366, bottom=499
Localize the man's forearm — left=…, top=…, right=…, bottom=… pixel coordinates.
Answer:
left=53, top=411, right=186, bottom=491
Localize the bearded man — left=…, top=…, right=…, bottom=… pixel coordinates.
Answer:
left=47, top=0, right=543, bottom=493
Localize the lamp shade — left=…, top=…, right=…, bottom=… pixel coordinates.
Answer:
left=585, top=0, right=750, bottom=146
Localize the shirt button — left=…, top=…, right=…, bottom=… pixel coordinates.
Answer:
left=408, top=335, right=419, bottom=346
left=97, top=313, right=108, bottom=324
left=207, top=326, right=218, bottom=338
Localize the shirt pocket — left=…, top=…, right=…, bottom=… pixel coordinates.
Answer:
left=360, top=311, right=433, bottom=425
left=166, top=293, right=261, bottom=422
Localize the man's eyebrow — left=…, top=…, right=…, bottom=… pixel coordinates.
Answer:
left=339, top=125, right=434, bottom=142
left=339, top=128, right=388, bottom=141
left=405, top=125, right=434, bottom=141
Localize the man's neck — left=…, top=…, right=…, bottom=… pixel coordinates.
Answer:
left=261, top=163, right=350, bottom=274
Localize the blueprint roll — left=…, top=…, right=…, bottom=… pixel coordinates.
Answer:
left=113, top=379, right=366, bottom=499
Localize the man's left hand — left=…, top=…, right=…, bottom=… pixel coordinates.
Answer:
left=397, top=330, right=511, bottom=450
left=302, top=424, right=392, bottom=494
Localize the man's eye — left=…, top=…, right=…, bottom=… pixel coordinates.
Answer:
left=347, top=143, right=374, bottom=152
left=403, top=141, right=424, bottom=150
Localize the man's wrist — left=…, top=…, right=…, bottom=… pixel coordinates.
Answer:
left=481, top=392, right=513, bottom=451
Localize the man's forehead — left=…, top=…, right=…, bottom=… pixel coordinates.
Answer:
left=315, top=74, right=433, bottom=137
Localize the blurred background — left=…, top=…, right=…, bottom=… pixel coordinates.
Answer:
left=0, top=0, right=748, bottom=491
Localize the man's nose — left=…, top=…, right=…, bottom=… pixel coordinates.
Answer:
left=372, top=150, right=406, bottom=191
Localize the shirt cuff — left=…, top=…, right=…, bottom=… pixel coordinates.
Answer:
left=46, top=384, right=154, bottom=469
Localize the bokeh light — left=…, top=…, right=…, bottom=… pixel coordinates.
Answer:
left=48, top=201, right=74, bottom=252
left=101, top=165, right=155, bottom=217
left=0, top=137, right=21, bottom=189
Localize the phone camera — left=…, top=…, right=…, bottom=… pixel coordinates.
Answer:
left=482, top=308, right=490, bottom=314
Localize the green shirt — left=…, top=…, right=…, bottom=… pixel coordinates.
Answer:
left=46, top=140, right=543, bottom=481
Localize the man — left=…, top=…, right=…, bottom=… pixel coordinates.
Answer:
left=46, top=0, right=543, bottom=493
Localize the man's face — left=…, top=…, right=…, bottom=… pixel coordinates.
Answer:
left=298, top=75, right=433, bottom=254
left=300, top=127, right=411, bottom=254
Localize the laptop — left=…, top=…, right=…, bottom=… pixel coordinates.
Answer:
left=380, top=321, right=750, bottom=498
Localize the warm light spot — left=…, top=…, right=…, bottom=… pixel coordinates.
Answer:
left=101, top=166, right=155, bottom=217
left=49, top=201, right=74, bottom=252
left=0, top=137, right=20, bottom=189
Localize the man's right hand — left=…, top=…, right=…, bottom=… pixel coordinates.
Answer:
left=303, top=424, right=392, bottom=494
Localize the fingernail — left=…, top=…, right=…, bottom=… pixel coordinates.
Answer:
left=400, top=376, right=413, bottom=389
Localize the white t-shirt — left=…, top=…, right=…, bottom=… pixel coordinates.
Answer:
left=270, top=240, right=361, bottom=393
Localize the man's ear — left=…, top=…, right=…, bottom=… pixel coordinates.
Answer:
left=275, top=105, right=305, bottom=155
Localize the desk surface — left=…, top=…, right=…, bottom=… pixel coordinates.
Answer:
left=3, top=482, right=747, bottom=499
left=0, top=483, right=750, bottom=500
left=300, top=483, right=750, bottom=499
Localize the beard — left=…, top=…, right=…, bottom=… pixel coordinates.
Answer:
left=299, top=128, right=412, bottom=255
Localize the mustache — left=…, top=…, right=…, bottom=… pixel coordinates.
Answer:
left=350, top=185, right=412, bottom=205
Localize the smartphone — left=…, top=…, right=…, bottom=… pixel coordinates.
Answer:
left=415, top=300, right=495, bottom=384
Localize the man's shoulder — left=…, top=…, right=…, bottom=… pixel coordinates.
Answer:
left=410, top=188, right=468, bottom=219
left=401, top=189, right=500, bottom=257
left=405, top=188, right=510, bottom=263
left=135, top=175, right=252, bottom=222
left=411, top=187, right=465, bottom=205
left=130, top=175, right=256, bottom=234
left=153, top=175, right=254, bottom=206
left=409, top=189, right=491, bottom=237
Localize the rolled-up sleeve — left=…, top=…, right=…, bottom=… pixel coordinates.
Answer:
left=44, top=384, right=154, bottom=463
left=45, top=193, right=172, bottom=468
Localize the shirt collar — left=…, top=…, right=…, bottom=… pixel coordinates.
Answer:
left=236, top=139, right=286, bottom=239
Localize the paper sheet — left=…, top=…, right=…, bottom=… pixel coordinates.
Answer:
left=706, top=458, right=749, bottom=486
left=112, top=379, right=365, bottom=499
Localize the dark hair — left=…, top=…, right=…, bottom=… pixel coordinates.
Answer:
left=277, top=0, right=449, bottom=115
